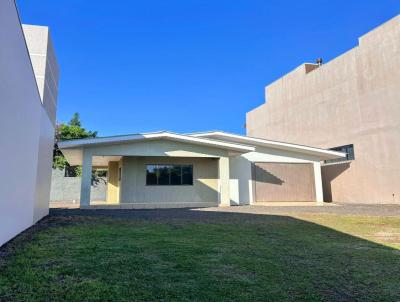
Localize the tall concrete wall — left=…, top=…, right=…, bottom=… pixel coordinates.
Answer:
left=50, top=169, right=107, bottom=202
left=0, top=1, right=58, bottom=246
left=23, top=25, right=59, bottom=222
left=22, top=24, right=59, bottom=125
left=33, top=109, right=55, bottom=222
left=246, top=15, right=400, bottom=204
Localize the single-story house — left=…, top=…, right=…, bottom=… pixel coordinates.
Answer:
left=58, top=131, right=345, bottom=208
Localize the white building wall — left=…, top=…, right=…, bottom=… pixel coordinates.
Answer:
left=229, top=155, right=253, bottom=205
left=23, top=24, right=59, bottom=222
left=22, top=24, right=59, bottom=125
left=0, top=1, right=58, bottom=246
left=33, top=109, right=55, bottom=222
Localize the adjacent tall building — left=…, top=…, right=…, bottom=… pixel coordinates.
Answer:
left=0, top=0, right=59, bottom=246
left=247, top=15, right=400, bottom=204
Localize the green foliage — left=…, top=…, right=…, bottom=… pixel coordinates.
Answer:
left=95, top=169, right=107, bottom=178
left=56, top=114, right=97, bottom=142
left=52, top=155, right=68, bottom=170
left=53, top=112, right=97, bottom=171
left=75, top=166, right=83, bottom=176
left=69, top=112, right=82, bottom=127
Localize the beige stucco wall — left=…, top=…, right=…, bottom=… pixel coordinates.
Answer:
left=119, top=156, right=219, bottom=205
left=107, top=161, right=120, bottom=203
left=253, top=163, right=316, bottom=202
left=246, top=15, right=400, bottom=204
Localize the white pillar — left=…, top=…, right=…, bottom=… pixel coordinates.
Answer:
left=218, top=156, right=231, bottom=207
left=313, top=162, right=324, bottom=205
left=80, top=150, right=92, bottom=207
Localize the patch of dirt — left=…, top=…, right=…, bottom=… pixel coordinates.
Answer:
left=0, top=215, right=83, bottom=269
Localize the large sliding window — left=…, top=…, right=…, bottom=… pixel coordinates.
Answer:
left=146, top=164, right=193, bottom=186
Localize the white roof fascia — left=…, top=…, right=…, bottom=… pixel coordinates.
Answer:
left=190, top=131, right=346, bottom=160
left=58, top=131, right=255, bottom=153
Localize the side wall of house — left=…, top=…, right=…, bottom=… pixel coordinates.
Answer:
left=0, top=0, right=42, bottom=246
left=23, top=25, right=59, bottom=221
left=120, top=156, right=219, bottom=206
left=246, top=15, right=400, bottom=203
left=33, top=109, right=55, bottom=222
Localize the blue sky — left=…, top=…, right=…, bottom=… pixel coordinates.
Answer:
left=18, top=0, right=399, bottom=136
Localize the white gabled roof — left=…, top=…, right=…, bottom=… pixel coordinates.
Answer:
left=58, top=131, right=256, bottom=153
left=59, top=130, right=346, bottom=166
left=189, top=131, right=346, bottom=160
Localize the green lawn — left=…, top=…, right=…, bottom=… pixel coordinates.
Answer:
left=0, top=211, right=399, bottom=301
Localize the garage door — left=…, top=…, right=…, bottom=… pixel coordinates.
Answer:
left=253, top=163, right=316, bottom=202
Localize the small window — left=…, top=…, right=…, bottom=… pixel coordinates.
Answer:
left=324, top=144, right=355, bottom=164
left=146, top=164, right=193, bottom=186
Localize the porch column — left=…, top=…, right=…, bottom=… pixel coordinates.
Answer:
left=313, top=162, right=324, bottom=205
left=218, top=156, right=231, bottom=206
left=80, top=150, right=92, bottom=207
left=107, top=161, right=119, bottom=203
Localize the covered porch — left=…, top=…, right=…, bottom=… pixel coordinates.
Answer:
left=81, top=154, right=232, bottom=209
left=59, top=132, right=254, bottom=209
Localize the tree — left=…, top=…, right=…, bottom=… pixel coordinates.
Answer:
left=69, top=112, right=81, bottom=127
left=53, top=113, right=98, bottom=172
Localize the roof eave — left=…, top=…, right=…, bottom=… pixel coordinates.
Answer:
left=58, top=132, right=255, bottom=153
left=190, top=131, right=347, bottom=160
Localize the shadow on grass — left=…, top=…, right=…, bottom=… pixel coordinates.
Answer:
left=0, top=208, right=399, bottom=302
